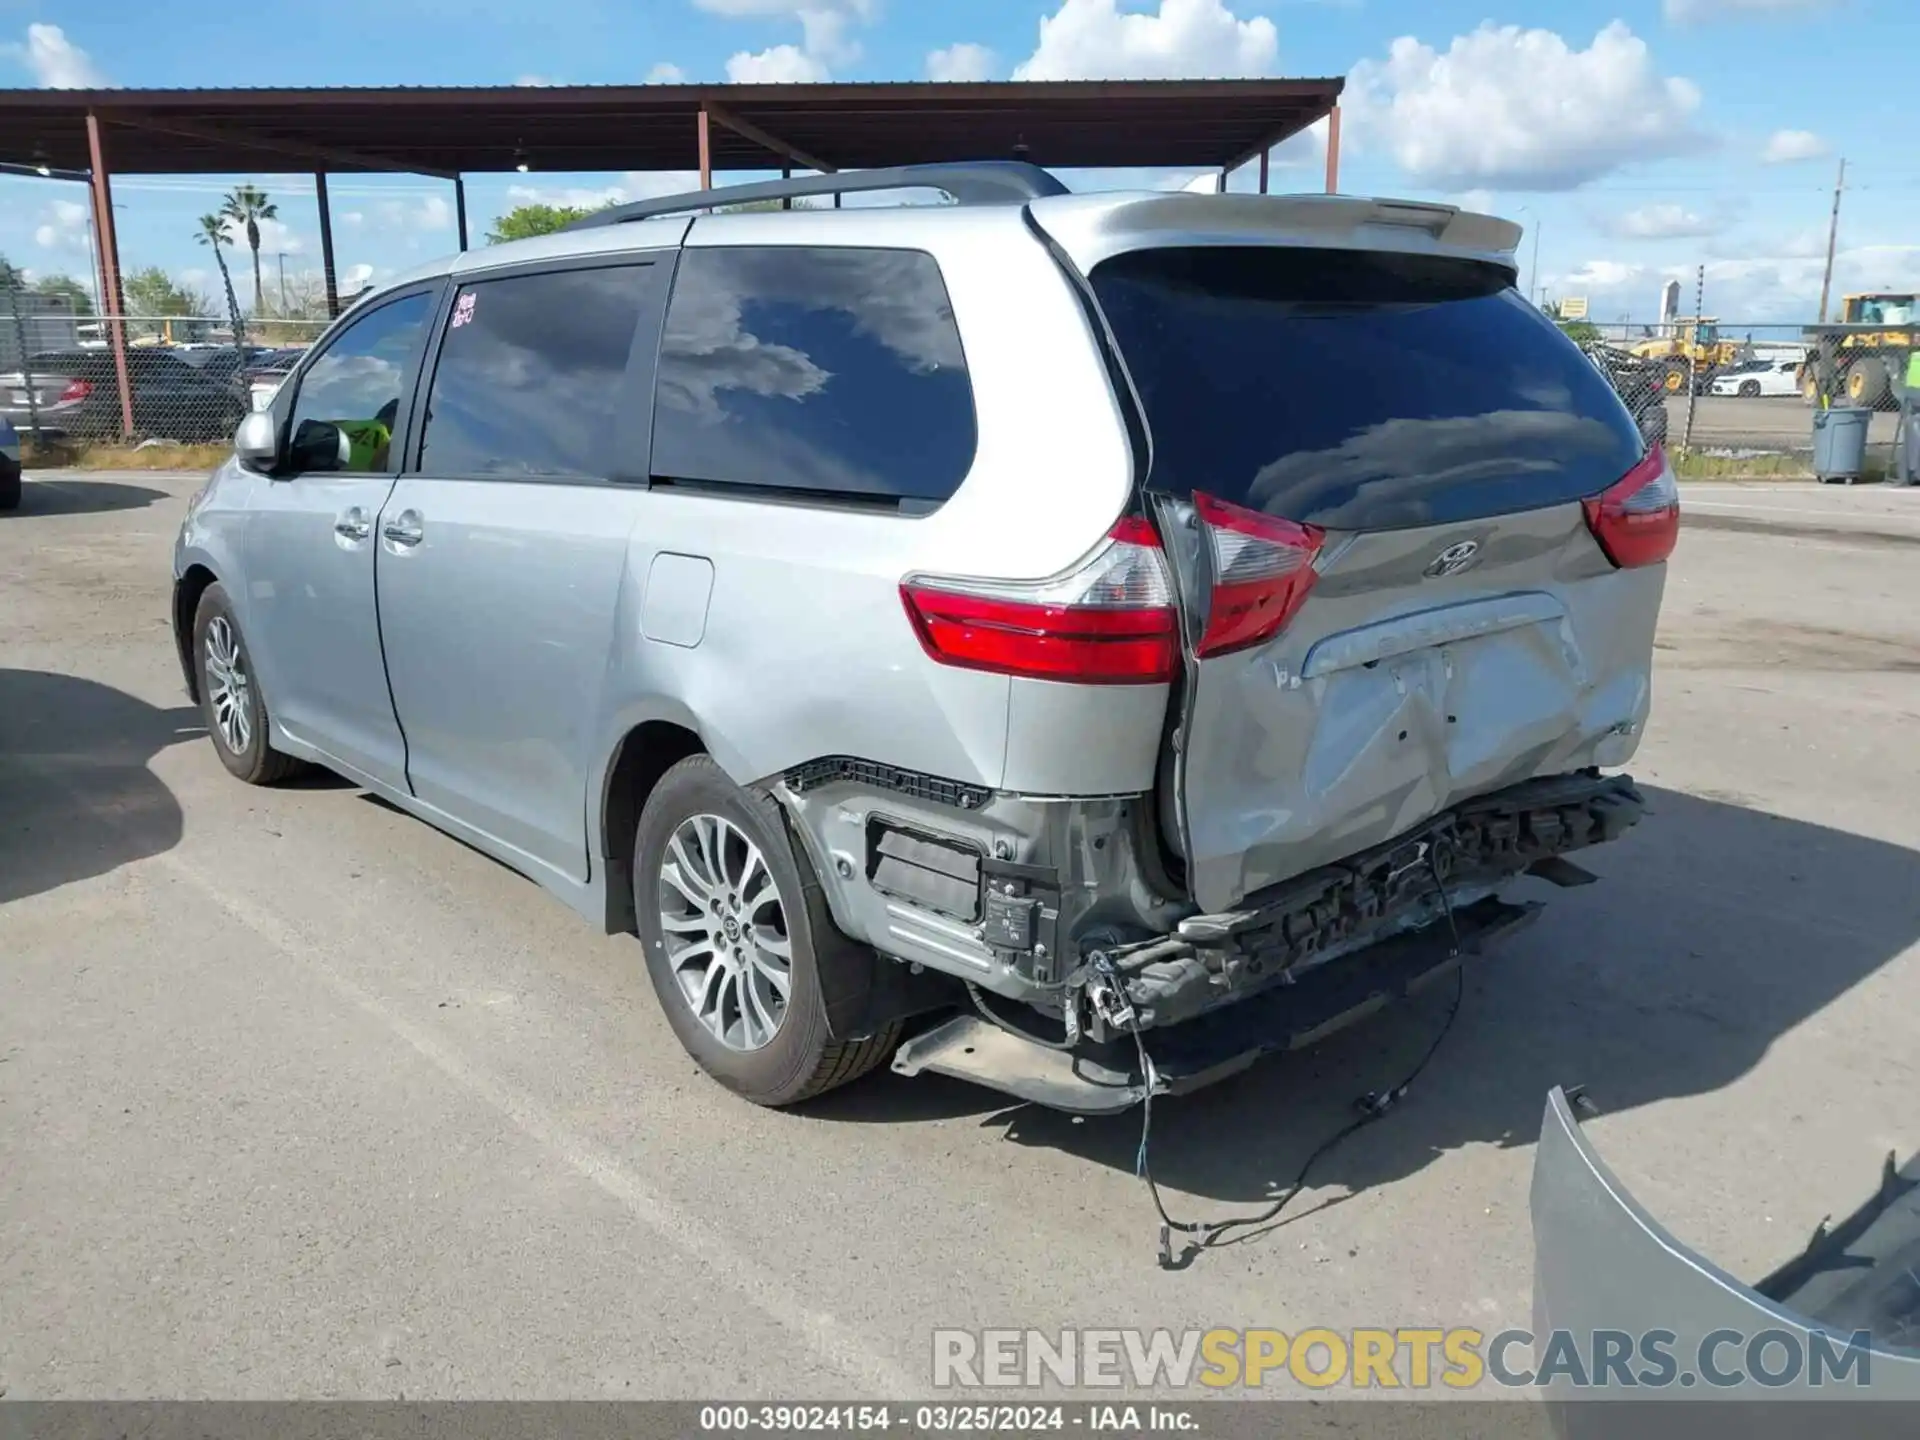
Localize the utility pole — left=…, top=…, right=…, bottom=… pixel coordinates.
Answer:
left=1817, top=156, right=1845, bottom=325
left=1530, top=219, right=1543, bottom=307
left=276, top=253, right=288, bottom=314
left=1681, top=263, right=1704, bottom=456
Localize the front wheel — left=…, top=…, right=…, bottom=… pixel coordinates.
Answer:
left=1739, top=379, right=1761, bottom=397
left=633, top=755, right=899, bottom=1106
left=192, top=583, right=304, bottom=785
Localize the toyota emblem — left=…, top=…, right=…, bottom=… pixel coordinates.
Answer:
left=1424, top=539, right=1482, bottom=578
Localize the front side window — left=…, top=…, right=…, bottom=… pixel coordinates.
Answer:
left=289, top=291, right=434, bottom=474
left=650, top=246, right=976, bottom=505
left=417, top=265, right=655, bottom=478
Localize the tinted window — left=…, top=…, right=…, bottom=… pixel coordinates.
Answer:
left=418, top=265, right=655, bottom=478
left=290, top=291, right=434, bottom=473
left=1090, top=248, right=1644, bottom=532
left=651, top=246, right=975, bottom=504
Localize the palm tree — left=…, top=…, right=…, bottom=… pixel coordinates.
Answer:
left=195, top=213, right=245, bottom=345
left=220, top=184, right=278, bottom=315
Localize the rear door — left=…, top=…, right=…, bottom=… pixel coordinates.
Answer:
left=375, top=254, right=669, bottom=882
left=1086, top=244, right=1676, bottom=912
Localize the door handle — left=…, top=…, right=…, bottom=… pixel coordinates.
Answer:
left=382, top=510, right=424, bottom=548
left=334, top=507, right=371, bottom=541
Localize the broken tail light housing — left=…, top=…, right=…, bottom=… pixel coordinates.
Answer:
left=901, top=516, right=1179, bottom=685
left=1584, top=443, right=1679, bottom=569
left=1193, top=492, right=1325, bottom=657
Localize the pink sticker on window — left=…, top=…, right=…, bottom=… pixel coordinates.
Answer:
left=450, top=292, right=477, bottom=329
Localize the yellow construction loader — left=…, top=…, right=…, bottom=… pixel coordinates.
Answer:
left=1797, top=293, right=1918, bottom=408
left=1629, top=318, right=1744, bottom=395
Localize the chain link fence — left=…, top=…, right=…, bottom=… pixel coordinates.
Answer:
left=1572, top=319, right=1915, bottom=477
left=1, top=291, right=322, bottom=453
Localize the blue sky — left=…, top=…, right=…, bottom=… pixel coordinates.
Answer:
left=3, top=0, right=1916, bottom=326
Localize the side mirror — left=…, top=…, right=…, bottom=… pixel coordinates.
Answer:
left=286, top=418, right=352, bottom=473
left=233, top=411, right=279, bottom=472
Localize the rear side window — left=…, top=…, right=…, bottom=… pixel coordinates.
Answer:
left=1090, top=247, right=1644, bottom=531
left=650, top=246, right=975, bottom=505
left=418, top=264, right=656, bottom=478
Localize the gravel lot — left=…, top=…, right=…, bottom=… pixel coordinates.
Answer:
left=4, top=470, right=1918, bottom=1400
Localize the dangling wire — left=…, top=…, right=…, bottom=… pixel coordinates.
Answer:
left=1130, top=847, right=1469, bottom=1267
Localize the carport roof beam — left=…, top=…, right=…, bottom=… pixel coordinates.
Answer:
left=106, top=110, right=461, bottom=181
left=701, top=100, right=836, bottom=175
left=0, top=80, right=1344, bottom=177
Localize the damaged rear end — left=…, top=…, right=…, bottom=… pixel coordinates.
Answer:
left=790, top=193, right=1677, bottom=1110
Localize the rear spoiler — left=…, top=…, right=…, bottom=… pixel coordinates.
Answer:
left=1026, top=190, right=1523, bottom=280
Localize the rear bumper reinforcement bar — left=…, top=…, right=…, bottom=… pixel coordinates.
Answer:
left=892, top=894, right=1542, bottom=1114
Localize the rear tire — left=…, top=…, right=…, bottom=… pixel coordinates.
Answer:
left=191, top=583, right=305, bottom=785
left=633, top=755, right=899, bottom=1107
left=0, top=460, right=19, bottom=512
left=1738, top=379, right=1761, bottom=397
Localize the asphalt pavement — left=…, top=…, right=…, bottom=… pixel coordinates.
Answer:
left=4, top=470, right=1918, bottom=1400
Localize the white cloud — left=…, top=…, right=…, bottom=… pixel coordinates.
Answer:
left=246, top=216, right=305, bottom=255
left=926, top=42, right=995, bottom=81
left=514, top=74, right=557, bottom=86
left=725, top=44, right=830, bottom=82
left=1013, top=0, right=1277, bottom=81
left=1761, top=128, right=1827, bottom=164
left=340, top=262, right=375, bottom=291
left=3, top=24, right=107, bottom=88
left=372, top=196, right=451, bottom=234
left=1548, top=240, right=1920, bottom=322
left=341, top=211, right=366, bottom=228
left=1345, top=22, right=1706, bottom=190
left=506, top=170, right=704, bottom=213
left=1664, top=0, right=1834, bottom=21
left=1603, top=203, right=1722, bottom=239
left=32, top=199, right=90, bottom=252
left=646, top=62, right=687, bottom=83
left=700, top=0, right=872, bottom=79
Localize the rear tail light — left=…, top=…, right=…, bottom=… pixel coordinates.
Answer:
left=1193, top=492, right=1325, bottom=657
left=55, top=377, right=92, bottom=404
left=1583, top=444, right=1679, bottom=569
left=901, top=516, right=1178, bottom=685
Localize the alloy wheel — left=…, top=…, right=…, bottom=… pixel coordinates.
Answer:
left=203, top=616, right=253, bottom=756
left=655, top=813, right=793, bottom=1051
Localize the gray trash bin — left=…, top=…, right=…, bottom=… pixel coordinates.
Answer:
left=1812, top=405, right=1872, bottom=483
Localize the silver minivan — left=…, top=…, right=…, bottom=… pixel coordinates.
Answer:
left=171, top=162, right=1675, bottom=1110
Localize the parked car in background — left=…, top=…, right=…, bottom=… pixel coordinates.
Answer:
left=1710, top=357, right=1801, bottom=398
left=1583, top=344, right=1670, bottom=448
left=173, top=164, right=1674, bottom=1112
left=1, top=348, right=246, bottom=444
left=0, top=413, right=20, bottom=510
left=243, top=348, right=307, bottom=411
left=175, top=344, right=276, bottom=402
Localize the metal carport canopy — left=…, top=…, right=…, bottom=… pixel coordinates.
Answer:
left=0, top=78, right=1344, bottom=440
left=0, top=79, right=1343, bottom=177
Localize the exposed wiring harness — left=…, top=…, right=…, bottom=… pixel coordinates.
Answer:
left=966, top=980, right=1079, bottom=1052
left=1127, top=845, right=1469, bottom=1268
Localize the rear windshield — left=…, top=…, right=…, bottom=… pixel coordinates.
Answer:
left=1089, top=247, right=1644, bottom=531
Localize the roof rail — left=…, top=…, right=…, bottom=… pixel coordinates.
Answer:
left=560, top=160, right=1071, bottom=230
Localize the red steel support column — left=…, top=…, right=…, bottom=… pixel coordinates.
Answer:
left=315, top=171, right=340, bottom=319
left=454, top=176, right=469, bottom=251
left=1324, top=104, right=1342, bottom=195
left=85, top=110, right=134, bottom=439
left=697, top=104, right=712, bottom=191
left=1258, top=147, right=1269, bottom=195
